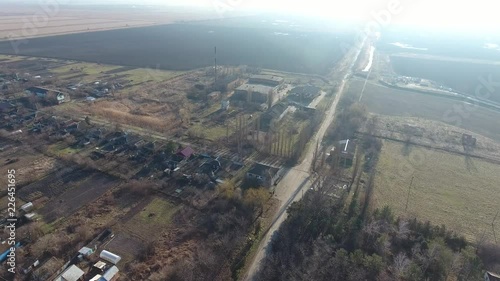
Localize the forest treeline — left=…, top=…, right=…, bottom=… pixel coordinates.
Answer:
left=256, top=189, right=488, bottom=281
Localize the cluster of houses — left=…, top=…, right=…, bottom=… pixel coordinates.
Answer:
left=22, top=229, right=119, bottom=281
left=53, top=249, right=120, bottom=281
left=26, top=86, right=68, bottom=105
left=67, top=80, right=125, bottom=102
left=0, top=83, right=71, bottom=132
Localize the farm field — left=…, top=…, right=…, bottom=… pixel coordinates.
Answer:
left=373, top=140, right=500, bottom=242
left=0, top=22, right=351, bottom=75
left=351, top=78, right=500, bottom=142
left=0, top=4, right=217, bottom=40
left=390, top=53, right=500, bottom=104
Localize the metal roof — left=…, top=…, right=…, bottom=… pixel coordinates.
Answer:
left=235, top=84, right=275, bottom=94
left=59, top=265, right=84, bottom=281
left=99, top=266, right=119, bottom=281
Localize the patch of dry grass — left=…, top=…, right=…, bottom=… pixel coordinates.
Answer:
left=373, top=140, right=500, bottom=242
left=89, top=104, right=177, bottom=133
left=124, top=197, right=179, bottom=240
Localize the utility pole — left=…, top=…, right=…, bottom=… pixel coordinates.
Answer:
left=492, top=210, right=499, bottom=244
left=405, top=175, right=414, bottom=211
left=214, top=46, right=217, bottom=86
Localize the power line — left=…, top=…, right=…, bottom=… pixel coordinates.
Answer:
left=405, top=175, right=414, bottom=212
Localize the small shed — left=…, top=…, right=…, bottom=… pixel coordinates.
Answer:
left=93, top=261, right=107, bottom=271
left=20, top=202, right=34, bottom=213
left=177, top=147, right=195, bottom=159
left=246, top=163, right=281, bottom=188
left=100, top=250, right=121, bottom=265
left=78, top=246, right=93, bottom=257
left=24, top=213, right=37, bottom=221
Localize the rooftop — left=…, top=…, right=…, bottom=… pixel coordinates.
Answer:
left=99, top=265, right=119, bottom=281
left=248, top=163, right=280, bottom=178
left=178, top=146, right=195, bottom=158
left=249, top=74, right=284, bottom=83
left=94, top=261, right=107, bottom=270
left=235, top=83, right=275, bottom=94
left=338, top=139, right=356, bottom=155
left=56, top=264, right=84, bottom=281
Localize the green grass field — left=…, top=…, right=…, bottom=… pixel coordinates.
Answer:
left=373, top=140, right=500, bottom=241
left=348, top=79, right=500, bottom=142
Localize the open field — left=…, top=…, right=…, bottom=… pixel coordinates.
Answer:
left=0, top=4, right=218, bottom=40
left=361, top=115, right=500, bottom=163
left=105, top=232, right=146, bottom=265
left=373, top=140, right=500, bottom=241
left=378, top=27, right=500, bottom=61
left=123, top=196, right=179, bottom=240
left=0, top=22, right=351, bottom=74
left=350, top=78, right=500, bottom=142
left=390, top=53, right=500, bottom=104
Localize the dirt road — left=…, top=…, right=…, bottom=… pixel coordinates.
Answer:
left=242, top=39, right=366, bottom=281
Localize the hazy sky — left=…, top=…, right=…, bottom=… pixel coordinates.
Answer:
left=12, top=0, right=500, bottom=31
left=92, top=0, right=499, bottom=30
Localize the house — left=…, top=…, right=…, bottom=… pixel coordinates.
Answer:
left=331, top=139, right=356, bottom=167
left=485, top=272, right=500, bottom=281
left=246, top=163, right=282, bottom=188
left=54, top=264, right=85, bottom=281
left=47, top=91, right=66, bottom=104
left=177, top=146, right=195, bottom=159
left=26, top=86, right=68, bottom=104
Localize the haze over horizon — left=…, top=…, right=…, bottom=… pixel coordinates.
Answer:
left=5, top=0, right=500, bottom=33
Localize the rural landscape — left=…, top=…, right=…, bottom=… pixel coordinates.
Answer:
left=0, top=1, right=500, bottom=281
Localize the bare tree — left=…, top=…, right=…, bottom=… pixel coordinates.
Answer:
left=391, top=252, right=410, bottom=278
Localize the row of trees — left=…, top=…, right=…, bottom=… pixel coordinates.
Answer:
left=256, top=185, right=485, bottom=281
left=326, top=96, right=368, bottom=143
left=123, top=182, right=270, bottom=281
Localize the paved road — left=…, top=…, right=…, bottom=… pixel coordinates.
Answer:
left=242, top=39, right=366, bottom=281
